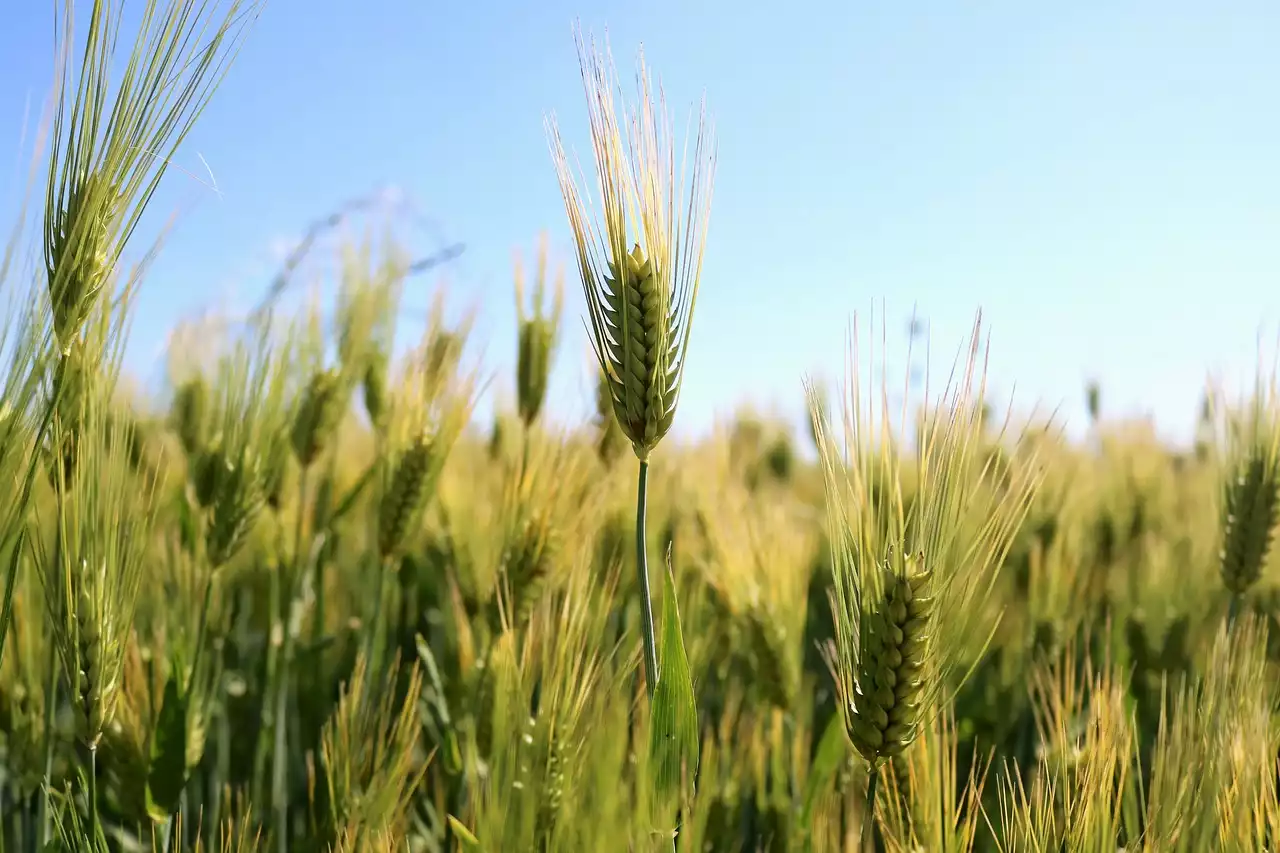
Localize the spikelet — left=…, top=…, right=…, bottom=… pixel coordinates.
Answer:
left=547, top=33, right=715, bottom=462
left=845, top=560, right=934, bottom=764
left=291, top=367, right=346, bottom=468
left=378, top=430, right=437, bottom=560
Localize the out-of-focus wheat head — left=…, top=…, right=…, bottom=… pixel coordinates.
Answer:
left=197, top=319, right=295, bottom=568
left=321, top=650, right=427, bottom=844
left=991, top=637, right=1138, bottom=852
left=37, top=363, right=158, bottom=751
left=377, top=302, right=481, bottom=561
left=465, top=547, right=621, bottom=850
left=514, top=233, right=565, bottom=429
left=490, top=433, right=599, bottom=630
left=547, top=29, right=716, bottom=461
left=1211, top=367, right=1280, bottom=599
left=806, top=311, right=1045, bottom=767
left=1142, top=613, right=1278, bottom=852
left=335, top=232, right=408, bottom=434
left=0, top=580, right=51, bottom=796
left=692, top=445, right=814, bottom=709
left=43, top=0, right=260, bottom=352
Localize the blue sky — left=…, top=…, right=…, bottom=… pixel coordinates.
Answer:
left=3, top=1, right=1280, bottom=447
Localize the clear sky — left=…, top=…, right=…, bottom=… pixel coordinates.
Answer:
left=3, top=1, right=1280, bottom=447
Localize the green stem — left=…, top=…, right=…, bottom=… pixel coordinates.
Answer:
left=862, top=763, right=879, bottom=853
left=310, top=456, right=337, bottom=646
left=635, top=459, right=658, bottom=699
left=37, top=642, right=58, bottom=849
left=251, top=540, right=282, bottom=809
left=273, top=465, right=309, bottom=853
left=1228, top=592, right=1243, bottom=628
left=188, top=572, right=216, bottom=694
left=88, top=746, right=98, bottom=850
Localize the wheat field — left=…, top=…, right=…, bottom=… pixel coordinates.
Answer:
left=2, top=2, right=1280, bottom=852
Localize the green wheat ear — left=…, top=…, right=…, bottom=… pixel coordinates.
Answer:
left=514, top=233, right=564, bottom=429
left=807, top=312, right=1045, bottom=773
left=546, top=30, right=716, bottom=461
left=43, top=0, right=260, bottom=352
left=1213, top=371, right=1280, bottom=600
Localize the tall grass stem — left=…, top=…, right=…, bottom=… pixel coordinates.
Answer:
left=635, top=460, right=658, bottom=699
left=862, top=764, right=879, bottom=853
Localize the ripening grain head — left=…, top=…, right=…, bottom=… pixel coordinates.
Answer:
left=806, top=311, right=1047, bottom=766
left=546, top=28, right=716, bottom=461
left=43, top=0, right=260, bottom=352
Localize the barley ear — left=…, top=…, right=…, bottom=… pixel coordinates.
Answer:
left=1217, top=378, right=1280, bottom=600
left=43, top=0, right=260, bottom=351
left=514, top=233, right=564, bottom=429
left=205, top=447, right=266, bottom=568
left=291, top=367, right=347, bottom=468
left=171, top=374, right=211, bottom=458
left=847, top=559, right=934, bottom=763
left=547, top=30, right=716, bottom=461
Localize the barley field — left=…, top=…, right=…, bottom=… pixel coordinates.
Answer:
left=2, top=2, right=1280, bottom=852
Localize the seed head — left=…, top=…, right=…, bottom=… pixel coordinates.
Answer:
left=38, top=388, right=157, bottom=752
left=46, top=171, right=118, bottom=351
left=808, top=312, right=1044, bottom=766
left=1221, top=451, right=1280, bottom=595
left=514, top=235, right=564, bottom=428
left=205, top=447, right=266, bottom=568
left=547, top=31, right=716, bottom=461
left=378, top=430, right=438, bottom=560
left=844, top=560, right=934, bottom=763
left=291, top=368, right=347, bottom=468
left=170, top=375, right=211, bottom=458
left=42, top=0, right=261, bottom=352
left=1216, top=378, right=1280, bottom=597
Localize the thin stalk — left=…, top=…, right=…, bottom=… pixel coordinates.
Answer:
left=251, top=532, right=283, bottom=808
left=188, top=571, right=216, bottom=694
left=310, top=455, right=338, bottom=646
left=273, top=464, right=309, bottom=853
left=37, top=641, right=58, bottom=849
left=367, top=555, right=391, bottom=679
left=88, top=746, right=98, bottom=849
left=635, top=459, right=658, bottom=699
left=862, top=764, right=879, bottom=853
